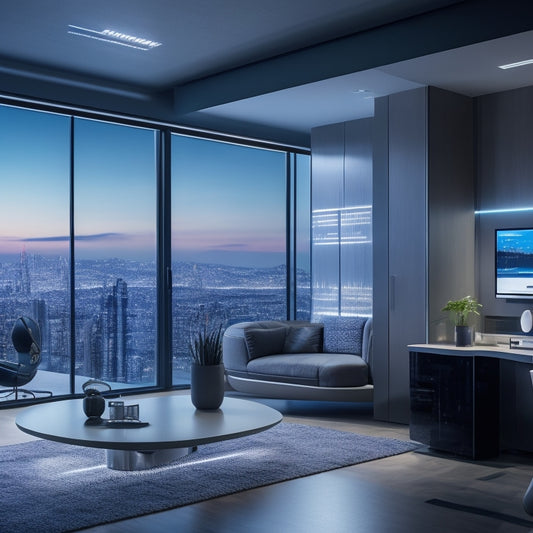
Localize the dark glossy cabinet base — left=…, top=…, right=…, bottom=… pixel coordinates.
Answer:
left=410, top=351, right=500, bottom=459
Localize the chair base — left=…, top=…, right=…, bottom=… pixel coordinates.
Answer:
left=0, top=388, right=53, bottom=400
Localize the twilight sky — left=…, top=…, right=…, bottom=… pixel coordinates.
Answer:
left=0, top=105, right=293, bottom=267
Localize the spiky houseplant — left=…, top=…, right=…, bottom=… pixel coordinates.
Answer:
left=442, top=295, right=482, bottom=326
left=188, top=324, right=223, bottom=366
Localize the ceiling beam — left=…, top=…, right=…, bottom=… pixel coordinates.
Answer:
left=174, top=0, right=533, bottom=115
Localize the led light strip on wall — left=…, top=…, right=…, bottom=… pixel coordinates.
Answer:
left=475, top=206, right=533, bottom=214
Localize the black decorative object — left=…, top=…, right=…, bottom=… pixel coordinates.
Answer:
left=189, top=324, right=225, bottom=410
left=0, top=316, right=52, bottom=400
left=82, top=379, right=111, bottom=419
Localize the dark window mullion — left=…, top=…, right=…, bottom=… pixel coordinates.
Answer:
left=157, top=129, right=172, bottom=389
left=69, top=116, right=76, bottom=394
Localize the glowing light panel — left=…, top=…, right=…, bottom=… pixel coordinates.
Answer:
left=498, top=59, right=533, bottom=70
left=475, top=206, right=533, bottom=214
left=68, top=25, right=162, bottom=50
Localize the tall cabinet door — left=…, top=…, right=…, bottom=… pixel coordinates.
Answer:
left=373, top=87, right=474, bottom=424
left=387, top=88, right=428, bottom=423
left=373, top=88, right=428, bottom=423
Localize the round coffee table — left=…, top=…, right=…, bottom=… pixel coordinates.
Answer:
left=16, top=395, right=282, bottom=470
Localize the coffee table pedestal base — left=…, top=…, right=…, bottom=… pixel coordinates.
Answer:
left=106, top=446, right=197, bottom=471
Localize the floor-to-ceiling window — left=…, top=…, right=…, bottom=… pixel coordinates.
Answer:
left=73, top=118, right=158, bottom=391
left=0, top=100, right=310, bottom=401
left=170, top=135, right=288, bottom=384
left=0, top=105, right=71, bottom=397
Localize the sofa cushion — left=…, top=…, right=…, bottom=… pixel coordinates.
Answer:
left=246, top=353, right=368, bottom=387
left=244, top=326, right=287, bottom=360
left=313, top=315, right=367, bottom=355
left=282, top=324, right=323, bottom=354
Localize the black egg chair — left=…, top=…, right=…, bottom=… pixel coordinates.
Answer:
left=0, top=317, right=52, bottom=400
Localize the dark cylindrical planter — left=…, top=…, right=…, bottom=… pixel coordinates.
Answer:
left=190, top=363, right=225, bottom=410
left=455, top=325, right=473, bottom=347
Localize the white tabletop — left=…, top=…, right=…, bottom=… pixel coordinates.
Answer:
left=16, top=395, right=283, bottom=451
left=408, top=343, right=533, bottom=363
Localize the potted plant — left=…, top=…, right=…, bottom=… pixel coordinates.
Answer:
left=188, top=324, right=225, bottom=409
left=442, top=295, right=482, bottom=347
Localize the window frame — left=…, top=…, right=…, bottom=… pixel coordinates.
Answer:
left=0, top=95, right=310, bottom=404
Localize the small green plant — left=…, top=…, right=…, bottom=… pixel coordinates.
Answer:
left=442, top=295, right=482, bottom=326
left=188, top=324, right=223, bottom=365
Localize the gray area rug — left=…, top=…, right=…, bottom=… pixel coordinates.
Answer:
left=2, top=422, right=418, bottom=532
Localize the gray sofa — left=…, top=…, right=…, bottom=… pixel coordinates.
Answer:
left=222, top=316, right=373, bottom=402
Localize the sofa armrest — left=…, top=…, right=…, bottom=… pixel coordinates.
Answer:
left=222, top=327, right=250, bottom=373
left=362, top=317, right=373, bottom=381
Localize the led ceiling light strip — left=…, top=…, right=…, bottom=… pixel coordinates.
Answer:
left=498, top=58, right=533, bottom=69
left=68, top=25, right=162, bottom=50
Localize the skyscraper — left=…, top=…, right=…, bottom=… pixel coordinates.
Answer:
left=101, top=278, right=129, bottom=383
left=83, top=315, right=102, bottom=379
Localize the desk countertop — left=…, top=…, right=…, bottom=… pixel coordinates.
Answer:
left=408, top=343, right=533, bottom=363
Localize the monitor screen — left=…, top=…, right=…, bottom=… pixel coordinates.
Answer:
left=496, top=228, right=533, bottom=299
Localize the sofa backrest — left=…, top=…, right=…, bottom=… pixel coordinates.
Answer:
left=312, top=314, right=372, bottom=367
left=223, top=321, right=309, bottom=372
left=223, top=316, right=373, bottom=376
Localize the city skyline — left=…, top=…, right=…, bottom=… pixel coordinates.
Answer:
left=0, top=102, right=312, bottom=397
left=0, top=250, right=304, bottom=392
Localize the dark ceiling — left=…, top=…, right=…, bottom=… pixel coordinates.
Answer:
left=2, top=0, right=533, bottom=146
left=0, top=0, right=460, bottom=89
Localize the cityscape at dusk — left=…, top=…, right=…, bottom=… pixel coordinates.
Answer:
left=0, top=249, right=309, bottom=392
left=0, top=103, right=310, bottom=396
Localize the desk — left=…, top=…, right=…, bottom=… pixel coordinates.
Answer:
left=409, top=344, right=533, bottom=459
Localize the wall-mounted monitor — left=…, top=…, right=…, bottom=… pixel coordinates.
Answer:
left=496, top=228, right=533, bottom=299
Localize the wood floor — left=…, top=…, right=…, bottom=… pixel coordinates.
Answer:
left=3, top=392, right=533, bottom=533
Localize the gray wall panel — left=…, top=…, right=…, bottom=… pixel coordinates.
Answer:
left=311, top=123, right=344, bottom=210
left=345, top=119, right=373, bottom=207
left=476, top=86, right=533, bottom=324
left=311, top=123, right=344, bottom=316
left=477, top=86, right=533, bottom=212
left=343, top=119, right=373, bottom=317
left=428, top=87, right=475, bottom=342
